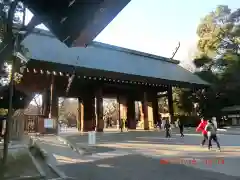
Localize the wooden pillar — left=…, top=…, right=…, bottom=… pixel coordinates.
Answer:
left=96, top=89, right=104, bottom=132
left=139, top=102, right=144, bottom=128
left=119, top=96, right=127, bottom=122
left=152, top=95, right=159, bottom=125
left=81, top=92, right=95, bottom=132
left=49, top=75, right=58, bottom=133
left=42, top=88, right=50, bottom=117
left=127, top=95, right=136, bottom=129
left=143, top=92, right=154, bottom=130
left=77, top=98, right=83, bottom=131
left=143, top=92, right=149, bottom=130
left=167, top=85, right=174, bottom=123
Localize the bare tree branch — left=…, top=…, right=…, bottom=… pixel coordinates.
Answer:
left=32, top=94, right=41, bottom=114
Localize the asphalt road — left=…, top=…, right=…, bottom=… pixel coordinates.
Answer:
left=60, top=154, right=239, bottom=180
left=58, top=130, right=240, bottom=180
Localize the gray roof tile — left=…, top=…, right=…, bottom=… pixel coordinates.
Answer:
left=22, top=30, right=208, bottom=86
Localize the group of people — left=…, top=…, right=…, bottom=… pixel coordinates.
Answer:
left=118, top=116, right=221, bottom=151
left=160, top=119, right=184, bottom=138
left=196, top=118, right=221, bottom=151
left=162, top=117, right=221, bottom=151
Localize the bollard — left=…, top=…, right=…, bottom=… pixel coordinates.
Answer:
left=88, top=131, right=96, bottom=145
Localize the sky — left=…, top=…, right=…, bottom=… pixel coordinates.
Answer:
left=25, top=0, right=240, bottom=69
left=26, top=0, right=239, bottom=106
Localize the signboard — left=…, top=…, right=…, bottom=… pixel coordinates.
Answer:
left=44, top=118, right=54, bottom=128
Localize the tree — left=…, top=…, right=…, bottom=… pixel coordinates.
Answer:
left=158, top=88, right=188, bottom=116
left=0, top=1, right=40, bottom=164
left=58, top=98, right=78, bottom=125
left=31, top=94, right=41, bottom=114
left=178, top=5, right=240, bottom=118
left=103, top=99, right=118, bottom=126
left=174, top=88, right=195, bottom=115
left=197, top=5, right=240, bottom=59
left=0, top=0, right=40, bottom=71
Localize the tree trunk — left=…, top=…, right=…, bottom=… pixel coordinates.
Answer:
left=0, top=1, right=17, bottom=67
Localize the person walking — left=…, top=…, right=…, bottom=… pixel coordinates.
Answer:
left=196, top=118, right=211, bottom=147
left=177, top=119, right=184, bottom=137
left=125, top=119, right=129, bottom=131
left=164, top=120, right=171, bottom=138
left=119, top=118, right=123, bottom=132
left=205, top=120, right=221, bottom=151
left=158, top=115, right=162, bottom=130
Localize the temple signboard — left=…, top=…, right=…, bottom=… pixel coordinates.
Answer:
left=44, top=118, right=54, bottom=128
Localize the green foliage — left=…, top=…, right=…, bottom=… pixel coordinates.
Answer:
left=0, top=1, right=28, bottom=85
left=193, top=55, right=212, bottom=69
left=197, top=5, right=240, bottom=57
left=177, top=5, right=240, bottom=119
left=0, top=108, right=7, bottom=116
left=175, top=88, right=195, bottom=115
left=159, top=88, right=193, bottom=116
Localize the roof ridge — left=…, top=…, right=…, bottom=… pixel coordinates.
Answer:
left=31, top=28, right=55, bottom=37
left=90, top=41, right=180, bottom=64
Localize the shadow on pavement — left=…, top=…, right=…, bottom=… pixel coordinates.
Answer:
left=80, top=146, right=117, bottom=156
left=58, top=154, right=239, bottom=180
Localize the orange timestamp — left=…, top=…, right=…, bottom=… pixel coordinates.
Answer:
left=160, top=157, right=224, bottom=165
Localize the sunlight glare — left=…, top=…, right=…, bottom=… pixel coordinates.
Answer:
left=25, top=9, right=49, bottom=30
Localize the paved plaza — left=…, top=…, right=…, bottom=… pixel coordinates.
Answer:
left=37, top=129, right=240, bottom=180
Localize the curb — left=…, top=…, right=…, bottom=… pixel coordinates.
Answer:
left=28, top=137, right=46, bottom=178
left=27, top=150, right=46, bottom=178
left=29, top=136, right=67, bottom=180
left=56, top=135, right=85, bottom=155
left=47, top=162, right=68, bottom=179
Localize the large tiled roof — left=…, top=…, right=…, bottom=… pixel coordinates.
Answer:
left=22, top=29, right=208, bottom=86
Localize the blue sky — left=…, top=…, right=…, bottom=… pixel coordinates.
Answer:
left=25, top=0, right=240, bottom=68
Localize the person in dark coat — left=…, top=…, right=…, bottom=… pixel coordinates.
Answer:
left=157, top=115, right=162, bottom=130
left=119, top=118, right=123, bottom=132
left=125, top=119, right=128, bottom=131
left=205, top=120, right=221, bottom=151
left=177, top=119, right=184, bottom=137
left=164, top=120, right=171, bottom=138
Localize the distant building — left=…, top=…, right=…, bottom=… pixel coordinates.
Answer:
left=222, top=106, right=240, bottom=125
